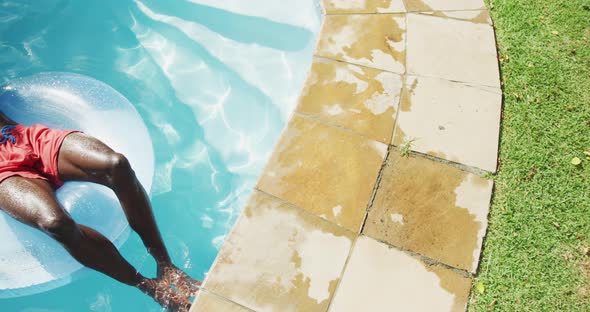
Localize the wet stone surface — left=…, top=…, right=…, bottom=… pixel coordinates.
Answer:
left=297, top=57, right=402, bottom=144
left=204, top=191, right=354, bottom=312
left=329, top=236, right=472, bottom=312
left=321, top=0, right=406, bottom=14
left=257, top=114, right=387, bottom=232
left=194, top=1, right=501, bottom=311
left=363, top=151, right=493, bottom=273
left=316, top=14, right=406, bottom=74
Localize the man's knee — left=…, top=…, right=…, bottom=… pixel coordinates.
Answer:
left=105, top=153, right=135, bottom=184
left=37, top=214, right=78, bottom=240
left=107, top=153, right=131, bottom=173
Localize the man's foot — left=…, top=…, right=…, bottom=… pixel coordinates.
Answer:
left=137, top=278, right=159, bottom=297
left=158, top=264, right=202, bottom=298
left=137, top=277, right=192, bottom=312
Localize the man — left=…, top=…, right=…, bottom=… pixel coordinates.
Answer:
left=0, top=111, right=199, bottom=311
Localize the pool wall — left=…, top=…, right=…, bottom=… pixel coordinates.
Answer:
left=190, top=0, right=502, bottom=311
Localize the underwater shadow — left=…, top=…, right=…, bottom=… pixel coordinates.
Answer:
left=134, top=0, right=314, bottom=52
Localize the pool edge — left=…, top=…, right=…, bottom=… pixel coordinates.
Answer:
left=190, top=0, right=502, bottom=311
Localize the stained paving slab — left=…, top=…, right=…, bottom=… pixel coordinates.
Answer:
left=321, top=0, right=406, bottom=14
left=363, top=151, right=493, bottom=273
left=297, top=57, right=402, bottom=144
left=328, top=236, right=472, bottom=312
left=257, top=114, right=387, bottom=232
left=316, top=14, right=406, bottom=74
left=192, top=0, right=501, bottom=311
left=203, top=191, right=354, bottom=312
left=393, top=75, right=502, bottom=172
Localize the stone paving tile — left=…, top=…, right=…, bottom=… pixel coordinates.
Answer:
left=316, top=14, right=406, bottom=74
left=204, top=191, right=354, bottom=312
left=190, top=291, right=251, bottom=312
left=405, top=0, right=486, bottom=12
left=419, top=10, right=492, bottom=25
left=257, top=114, right=387, bottom=232
left=296, top=58, right=403, bottom=144
left=363, top=151, right=493, bottom=273
left=393, top=75, right=502, bottom=172
left=321, top=0, right=405, bottom=14
left=406, top=13, right=500, bottom=87
left=329, top=236, right=472, bottom=312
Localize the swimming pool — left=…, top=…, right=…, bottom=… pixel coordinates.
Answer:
left=0, top=0, right=321, bottom=310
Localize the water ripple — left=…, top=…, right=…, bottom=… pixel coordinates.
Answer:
left=0, top=0, right=320, bottom=309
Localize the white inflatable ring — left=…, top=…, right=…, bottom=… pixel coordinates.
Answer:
left=0, top=72, right=155, bottom=298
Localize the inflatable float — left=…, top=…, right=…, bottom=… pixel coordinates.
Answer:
left=0, top=72, right=154, bottom=298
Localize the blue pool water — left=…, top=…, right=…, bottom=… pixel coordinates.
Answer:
left=0, top=0, right=321, bottom=310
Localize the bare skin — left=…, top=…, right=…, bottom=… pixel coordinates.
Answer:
left=0, top=114, right=200, bottom=311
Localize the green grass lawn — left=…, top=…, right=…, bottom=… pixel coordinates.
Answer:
left=469, top=0, right=590, bottom=311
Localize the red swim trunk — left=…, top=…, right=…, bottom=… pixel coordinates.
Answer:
left=0, top=124, right=79, bottom=189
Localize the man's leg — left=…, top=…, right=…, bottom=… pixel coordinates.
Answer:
left=0, top=177, right=155, bottom=290
left=56, top=133, right=173, bottom=273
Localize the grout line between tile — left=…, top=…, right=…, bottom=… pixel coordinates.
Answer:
left=390, top=75, right=406, bottom=146
left=324, top=234, right=360, bottom=312
left=389, top=9, right=409, bottom=146
left=358, top=145, right=393, bottom=234
left=363, top=234, right=474, bottom=278
left=293, top=111, right=386, bottom=145
left=314, top=54, right=501, bottom=90
left=413, top=10, right=492, bottom=26
left=323, top=6, right=489, bottom=15
left=324, top=11, right=405, bottom=15
left=313, top=54, right=405, bottom=76
left=311, top=54, right=405, bottom=75
left=404, top=7, right=489, bottom=13
left=390, top=146, right=495, bottom=176
left=253, top=188, right=356, bottom=236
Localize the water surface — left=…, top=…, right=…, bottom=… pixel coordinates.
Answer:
left=0, top=0, right=321, bottom=310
